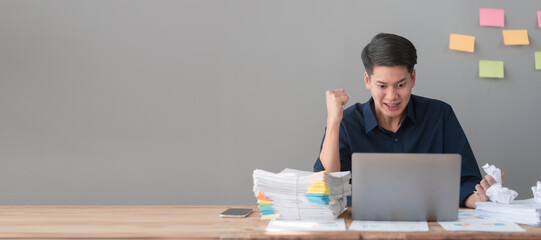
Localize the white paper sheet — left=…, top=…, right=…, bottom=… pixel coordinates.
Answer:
left=266, top=218, right=346, bottom=232
left=458, top=209, right=477, bottom=219
left=349, top=220, right=428, bottom=232
left=475, top=198, right=541, bottom=226
left=438, top=209, right=525, bottom=232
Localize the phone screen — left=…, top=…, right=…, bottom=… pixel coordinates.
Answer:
left=219, top=208, right=253, bottom=217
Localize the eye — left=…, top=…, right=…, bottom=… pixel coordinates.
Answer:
left=397, top=83, right=405, bottom=88
left=378, top=85, right=386, bottom=89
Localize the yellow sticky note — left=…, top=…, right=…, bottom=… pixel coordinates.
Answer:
left=535, top=51, right=541, bottom=70
left=261, top=213, right=280, bottom=220
left=307, top=186, right=330, bottom=195
left=449, top=34, right=475, bottom=52
left=479, top=60, right=504, bottom=78
left=502, top=30, right=529, bottom=45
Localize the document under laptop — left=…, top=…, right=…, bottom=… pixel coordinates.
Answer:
left=351, top=153, right=461, bottom=221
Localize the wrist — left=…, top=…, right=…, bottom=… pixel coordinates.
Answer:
left=326, top=117, right=342, bottom=128
left=464, top=193, right=478, bottom=209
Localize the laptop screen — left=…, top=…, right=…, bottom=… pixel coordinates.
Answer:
left=351, top=153, right=461, bottom=221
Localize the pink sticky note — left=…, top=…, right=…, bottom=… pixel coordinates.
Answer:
left=480, top=8, right=505, bottom=27
left=538, top=11, right=541, bottom=28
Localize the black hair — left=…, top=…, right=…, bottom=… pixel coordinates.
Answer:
left=361, top=33, right=417, bottom=76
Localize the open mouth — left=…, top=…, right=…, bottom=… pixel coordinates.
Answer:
left=384, top=102, right=400, bottom=110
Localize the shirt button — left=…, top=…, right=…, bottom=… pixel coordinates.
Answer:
left=394, top=138, right=399, bottom=142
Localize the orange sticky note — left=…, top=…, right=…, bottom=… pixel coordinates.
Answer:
left=502, top=30, right=529, bottom=45
left=449, top=34, right=475, bottom=52
left=258, top=192, right=272, bottom=201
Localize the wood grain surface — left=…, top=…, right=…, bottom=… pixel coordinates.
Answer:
left=0, top=206, right=539, bottom=239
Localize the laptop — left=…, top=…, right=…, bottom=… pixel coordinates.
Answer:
left=351, top=153, right=461, bottom=221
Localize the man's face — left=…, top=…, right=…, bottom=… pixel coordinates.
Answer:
left=364, top=65, right=415, bottom=121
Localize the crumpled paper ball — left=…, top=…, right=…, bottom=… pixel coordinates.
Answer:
left=482, top=164, right=502, bottom=183
left=532, top=181, right=541, bottom=203
left=482, top=163, right=518, bottom=204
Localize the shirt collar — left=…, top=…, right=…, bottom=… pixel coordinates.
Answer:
left=406, top=95, right=416, bottom=124
left=362, top=96, right=416, bottom=134
left=362, top=98, right=378, bottom=134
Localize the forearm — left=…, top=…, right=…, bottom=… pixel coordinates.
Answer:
left=319, top=122, right=341, bottom=172
left=460, top=176, right=483, bottom=208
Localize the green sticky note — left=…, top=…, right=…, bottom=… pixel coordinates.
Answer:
left=535, top=51, right=541, bottom=70
left=479, top=60, right=504, bottom=78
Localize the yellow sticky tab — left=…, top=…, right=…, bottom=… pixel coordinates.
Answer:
left=308, top=185, right=327, bottom=190
left=261, top=213, right=280, bottom=220
left=449, top=34, right=475, bottom=52
left=307, top=179, right=330, bottom=194
left=502, top=30, right=529, bottom=45
left=307, top=186, right=330, bottom=195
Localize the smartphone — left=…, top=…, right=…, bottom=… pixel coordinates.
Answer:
left=219, top=208, right=253, bottom=218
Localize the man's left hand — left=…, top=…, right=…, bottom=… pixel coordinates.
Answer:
left=464, top=172, right=505, bottom=208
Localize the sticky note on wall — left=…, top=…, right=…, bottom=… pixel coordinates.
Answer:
left=449, top=34, right=475, bottom=52
left=502, top=30, right=529, bottom=45
left=479, top=60, right=504, bottom=78
left=480, top=8, right=505, bottom=27
left=538, top=11, right=541, bottom=28
left=535, top=51, right=541, bottom=70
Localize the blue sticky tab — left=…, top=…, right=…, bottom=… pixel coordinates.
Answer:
left=259, top=206, right=276, bottom=215
left=305, top=193, right=330, bottom=205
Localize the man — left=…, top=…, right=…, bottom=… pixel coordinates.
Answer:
left=314, top=33, right=500, bottom=208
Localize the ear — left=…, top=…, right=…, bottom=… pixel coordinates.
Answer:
left=364, top=72, right=370, bottom=89
left=411, top=69, right=416, bottom=88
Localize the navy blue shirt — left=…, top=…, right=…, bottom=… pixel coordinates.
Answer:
left=314, top=95, right=482, bottom=207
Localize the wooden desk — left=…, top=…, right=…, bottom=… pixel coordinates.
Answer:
left=0, top=205, right=540, bottom=239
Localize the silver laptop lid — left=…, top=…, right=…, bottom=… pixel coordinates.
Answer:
left=351, top=153, right=461, bottom=221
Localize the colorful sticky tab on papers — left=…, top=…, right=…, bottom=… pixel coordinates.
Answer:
left=257, top=191, right=280, bottom=220
left=502, top=30, right=529, bottom=45
left=305, top=193, right=330, bottom=205
left=258, top=191, right=271, bottom=202
left=480, top=8, right=505, bottom=27
left=479, top=60, right=504, bottom=78
left=538, top=11, right=541, bottom=28
left=305, top=175, right=331, bottom=205
left=449, top=34, right=475, bottom=52
left=535, top=51, right=541, bottom=70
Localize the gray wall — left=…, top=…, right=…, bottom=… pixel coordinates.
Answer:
left=1, top=0, right=540, bottom=205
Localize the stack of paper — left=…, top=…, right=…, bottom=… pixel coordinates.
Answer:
left=253, top=168, right=351, bottom=220
left=476, top=198, right=541, bottom=226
